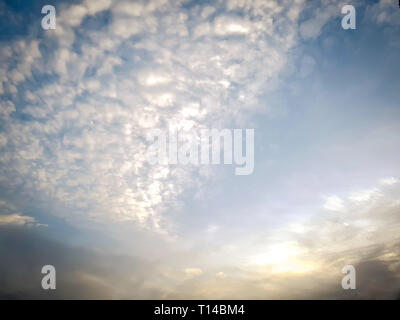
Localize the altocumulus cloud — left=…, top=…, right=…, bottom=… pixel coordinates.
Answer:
left=0, top=0, right=306, bottom=233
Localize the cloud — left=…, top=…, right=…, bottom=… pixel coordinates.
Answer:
left=213, top=16, right=251, bottom=35
left=0, top=226, right=164, bottom=299
left=0, top=201, right=45, bottom=227
left=380, top=177, right=399, bottom=186
left=0, top=0, right=306, bottom=234
left=168, top=179, right=400, bottom=298
left=299, top=2, right=339, bottom=40
left=348, top=188, right=382, bottom=202
left=0, top=214, right=42, bottom=227
left=184, top=268, right=203, bottom=278
left=293, top=180, right=400, bottom=257
left=1, top=179, right=399, bottom=299
left=366, top=0, right=400, bottom=26
left=323, top=195, right=345, bottom=212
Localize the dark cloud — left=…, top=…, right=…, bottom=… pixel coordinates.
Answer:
left=0, top=226, right=164, bottom=299
left=310, top=257, right=400, bottom=300
left=1, top=224, right=400, bottom=299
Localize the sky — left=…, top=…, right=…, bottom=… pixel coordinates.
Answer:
left=0, top=0, right=400, bottom=299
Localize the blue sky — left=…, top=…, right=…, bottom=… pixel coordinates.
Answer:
left=0, top=0, right=400, bottom=299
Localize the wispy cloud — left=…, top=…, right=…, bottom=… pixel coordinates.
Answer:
left=0, top=214, right=43, bottom=227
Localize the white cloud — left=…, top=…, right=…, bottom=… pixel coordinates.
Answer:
left=0, top=214, right=44, bottom=227
left=349, top=188, right=382, bottom=202
left=323, top=195, right=345, bottom=212
left=138, top=72, right=172, bottom=86
left=379, top=177, right=399, bottom=185
left=204, top=181, right=400, bottom=296
left=302, top=182, right=400, bottom=256
left=184, top=268, right=203, bottom=278
left=214, top=16, right=251, bottom=35
left=58, top=0, right=112, bottom=27
left=201, top=6, right=216, bottom=19
left=299, top=5, right=337, bottom=40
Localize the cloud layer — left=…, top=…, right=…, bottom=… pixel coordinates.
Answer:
left=0, top=0, right=308, bottom=233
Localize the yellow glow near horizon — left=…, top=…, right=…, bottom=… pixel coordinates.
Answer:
left=247, top=242, right=316, bottom=274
